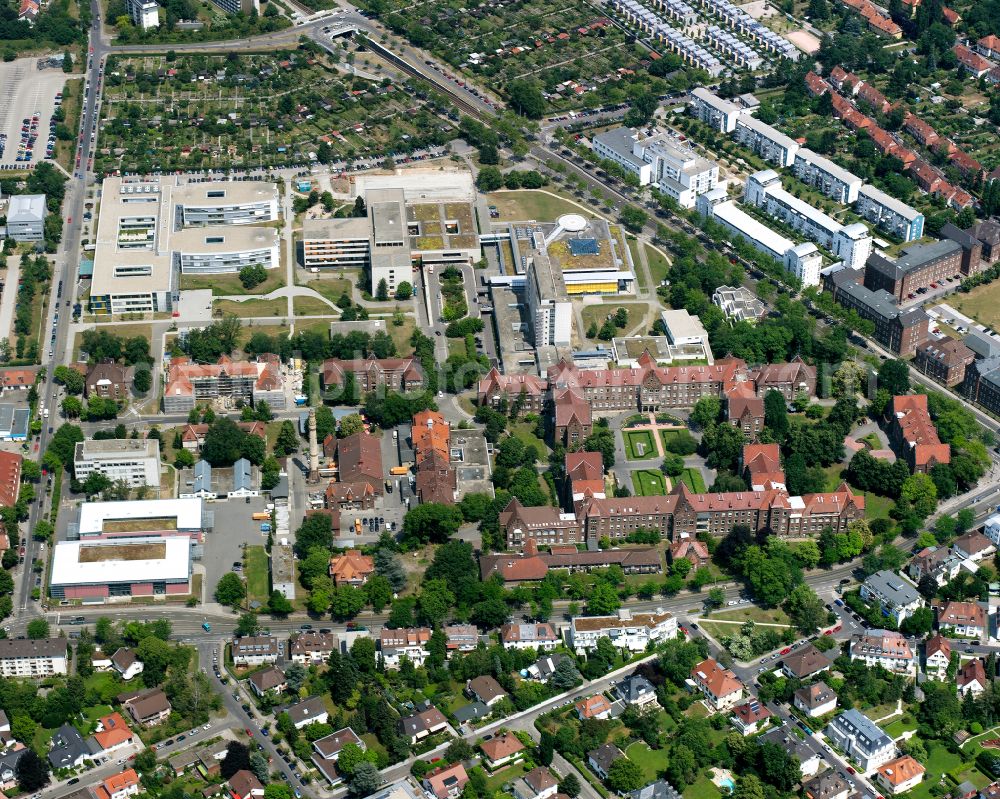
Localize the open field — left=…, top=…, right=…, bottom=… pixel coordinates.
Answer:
left=244, top=545, right=269, bottom=605
left=632, top=469, right=667, bottom=496
left=580, top=302, right=649, bottom=338
left=711, top=606, right=792, bottom=625
left=293, top=297, right=335, bottom=316
left=623, top=430, right=656, bottom=460
left=181, top=269, right=285, bottom=297
left=955, top=283, right=1000, bottom=330
left=625, top=741, right=669, bottom=783
left=303, top=277, right=354, bottom=305
left=645, top=244, right=670, bottom=286
left=214, top=298, right=287, bottom=319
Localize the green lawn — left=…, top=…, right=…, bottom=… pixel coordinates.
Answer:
left=864, top=492, right=894, bottom=520
left=487, top=189, right=598, bottom=223
left=625, top=741, right=669, bottom=782
left=627, top=238, right=647, bottom=290
left=511, top=422, right=550, bottom=455
left=685, top=775, right=724, bottom=799
left=244, top=545, right=270, bottom=604
left=483, top=763, right=529, bottom=792
left=633, top=469, right=667, bottom=496
left=679, top=468, right=707, bottom=493
left=645, top=244, right=670, bottom=287
left=711, top=606, right=792, bottom=625
left=907, top=741, right=977, bottom=799
left=883, top=715, right=919, bottom=739
left=181, top=269, right=285, bottom=296
left=624, top=430, right=657, bottom=460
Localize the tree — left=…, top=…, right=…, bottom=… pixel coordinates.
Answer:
left=586, top=582, right=621, bottom=616
left=620, top=206, right=648, bottom=233
left=764, top=390, right=789, bottom=440
left=221, top=742, right=251, bottom=780
left=239, top=264, right=267, bottom=290
left=550, top=657, right=582, bottom=689
left=783, top=584, right=827, bottom=634
left=691, top=397, right=722, bottom=429
left=268, top=590, right=293, bottom=616
left=265, top=786, right=294, bottom=799
left=375, top=547, right=407, bottom=592
left=249, top=752, right=269, bottom=783
left=401, top=503, right=463, bottom=546
left=900, top=606, right=934, bottom=636
left=201, top=419, right=246, bottom=466
left=133, top=368, right=151, bottom=394
left=901, top=472, right=938, bottom=519
left=877, top=359, right=910, bottom=397
left=376, top=279, right=389, bottom=302
left=330, top=585, right=366, bottom=621
left=417, top=579, right=455, bottom=626
left=273, top=420, right=300, bottom=457
left=364, top=575, right=393, bottom=612
left=26, top=619, right=49, bottom=639
left=507, top=79, right=545, bottom=118
left=338, top=414, right=365, bottom=438
left=215, top=572, right=246, bottom=607
left=396, top=282, right=413, bottom=300
left=559, top=775, right=581, bottom=799
left=476, top=167, right=503, bottom=192
left=235, top=612, right=260, bottom=637
left=16, top=750, right=49, bottom=791
left=350, top=762, right=382, bottom=796
left=607, top=758, right=645, bottom=793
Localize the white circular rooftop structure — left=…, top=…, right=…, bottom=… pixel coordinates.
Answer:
left=557, top=213, right=587, bottom=232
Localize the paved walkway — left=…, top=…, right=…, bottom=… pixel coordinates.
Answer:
left=0, top=255, right=21, bottom=345
left=218, top=285, right=339, bottom=309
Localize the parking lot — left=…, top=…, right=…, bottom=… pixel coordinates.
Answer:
left=0, top=58, right=69, bottom=167
left=202, top=495, right=272, bottom=599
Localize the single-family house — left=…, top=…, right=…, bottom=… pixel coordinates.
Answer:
left=730, top=699, right=772, bottom=736
left=616, top=674, right=659, bottom=712
left=690, top=658, right=745, bottom=712
left=398, top=706, right=448, bottom=744
left=466, top=676, right=508, bottom=707
left=588, top=743, right=624, bottom=780
left=110, top=648, right=144, bottom=681
left=480, top=732, right=525, bottom=770
left=512, top=768, right=558, bottom=799
left=781, top=645, right=833, bottom=680
left=423, top=763, right=469, bottom=799
left=794, top=681, right=838, bottom=718
left=248, top=666, right=287, bottom=698
left=576, top=694, right=613, bottom=720
left=958, top=658, right=988, bottom=697
left=877, top=756, right=926, bottom=795
left=229, top=769, right=265, bottom=799
left=282, top=696, right=329, bottom=729
left=937, top=601, right=987, bottom=639
left=925, top=635, right=951, bottom=679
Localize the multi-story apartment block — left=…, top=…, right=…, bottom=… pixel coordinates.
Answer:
left=792, top=149, right=863, bottom=204
left=963, top=355, right=1000, bottom=417
left=914, top=338, right=975, bottom=387
left=860, top=571, right=924, bottom=623
left=124, top=0, right=158, bottom=28
left=568, top=610, right=677, bottom=654
left=936, top=600, right=987, bottom=638
left=887, top=394, right=950, bottom=474
left=824, top=268, right=929, bottom=357
left=745, top=170, right=872, bottom=270
left=321, top=355, right=424, bottom=394
left=849, top=629, right=917, bottom=674
left=733, top=115, right=800, bottom=168
left=854, top=185, right=924, bottom=242
left=73, top=439, right=160, bottom=489
left=824, top=709, right=896, bottom=772
left=697, top=187, right=822, bottom=287
left=290, top=633, right=339, bottom=665
left=690, top=88, right=741, bottom=132
left=231, top=636, right=279, bottom=667
left=499, top=623, right=559, bottom=651
left=379, top=628, right=432, bottom=669
left=0, top=638, right=68, bottom=677
left=864, top=240, right=964, bottom=302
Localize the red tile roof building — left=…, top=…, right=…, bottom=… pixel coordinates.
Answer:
left=691, top=658, right=745, bottom=711
left=954, top=44, right=993, bottom=77
left=320, top=354, right=424, bottom=393
left=888, top=394, right=950, bottom=473
left=328, top=550, right=375, bottom=586
left=412, top=410, right=456, bottom=505
left=0, top=452, right=22, bottom=510
left=335, top=431, right=383, bottom=494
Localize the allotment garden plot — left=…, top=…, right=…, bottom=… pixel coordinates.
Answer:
left=377, top=0, right=648, bottom=109
left=95, top=51, right=457, bottom=174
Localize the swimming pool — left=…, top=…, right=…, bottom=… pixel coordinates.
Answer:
left=719, top=778, right=735, bottom=793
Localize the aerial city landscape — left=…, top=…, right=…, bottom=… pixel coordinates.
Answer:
left=6, top=0, right=1000, bottom=798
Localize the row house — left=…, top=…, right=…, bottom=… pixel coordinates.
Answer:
left=379, top=627, right=432, bottom=668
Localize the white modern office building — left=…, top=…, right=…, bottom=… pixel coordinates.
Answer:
left=302, top=217, right=372, bottom=270
left=792, top=149, right=863, bottom=204
left=124, top=0, right=159, bottom=29
left=89, top=177, right=279, bottom=316
left=745, top=170, right=873, bottom=270
left=854, top=185, right=925, bottom=242
left=697, top=187, right=823, bottom=286
left=73, top=439, right=161, bottom=489
left=690, top=87, right=741, bottom=133
left=592, top=127, right=718, bottom=208
left=5, top=194, right=46, bottom=242
left=526, top=258, right=572, bottom=348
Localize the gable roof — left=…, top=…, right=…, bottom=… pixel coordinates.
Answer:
left=782, top=644, right=833, bottom=678
left=878, top=755, right=925, bottom=786
left=480, top=732, right=525, bottom=762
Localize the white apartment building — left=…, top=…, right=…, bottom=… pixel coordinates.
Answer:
left=860, top=570, right=923, bottom=624
left=745, top=170, right=873, bottom=270
left=792, top=149, right=863, bottom=204
left=854, top=185, right=924, bottom=243
left=690, top=87, right=741, bottom=133
left=848, top=630, right=916, bottom=675
left=231, top=636, right=279, bottom=667
left=825, top=709, right=896, bottom=773
left=568, top=609, right=676, bottom=654
left=73, top=439, right=161, bottom=489
left=697, top=187, right=823, bottom=287
left=733, top=115, right=799, bottom=168
left=124, top=0, right=158, bottom=29
left=0, top=638, right=68, bottom=677
left=379, top=628, right=432, bottom=669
